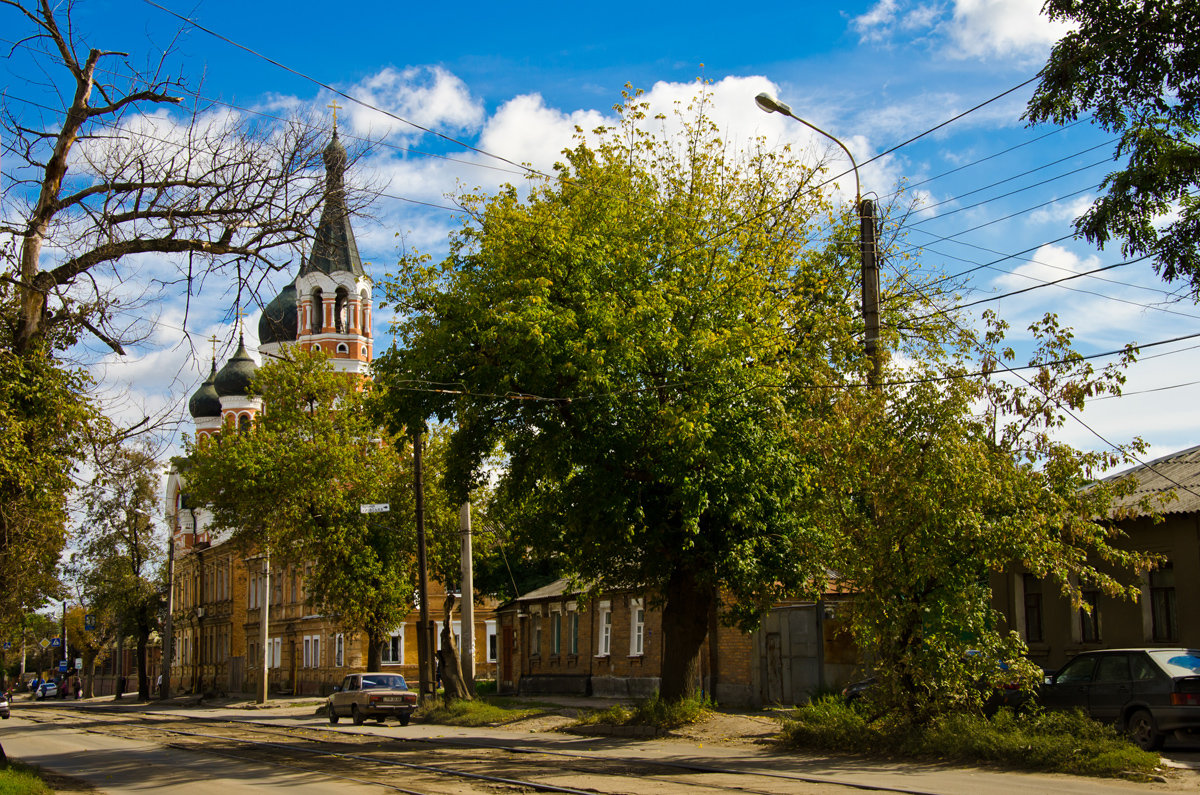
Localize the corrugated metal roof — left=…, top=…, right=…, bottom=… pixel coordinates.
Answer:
left=1105, top=443, right=1200, bottom=516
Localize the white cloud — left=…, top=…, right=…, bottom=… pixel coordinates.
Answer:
left=850, top=0, right=1073, bottom=62
left=945, top=0, right=1074, bottom=60
left=1028, top=194, right=1095, bottom=225
left=477, top=93, right=608, bottom=176
left=342, top=66, right=484, bottom=140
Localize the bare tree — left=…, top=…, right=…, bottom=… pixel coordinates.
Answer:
left=1, top=0, right=356, bottom=357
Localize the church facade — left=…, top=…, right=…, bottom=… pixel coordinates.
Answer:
left=164, top=128, right=497, bottom=697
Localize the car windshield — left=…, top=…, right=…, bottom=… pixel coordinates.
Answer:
left=361, top=675, right=406, bottom=690
left=1148, top=650, right=1200, bottom=677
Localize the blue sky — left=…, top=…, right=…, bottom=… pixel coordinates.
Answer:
left=5, top=0, right=1197, bottom=469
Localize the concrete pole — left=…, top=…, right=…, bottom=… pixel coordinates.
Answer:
left=459, top=502, right=475, bottom=692
left=258, top=552, right=271, bottom=705
left=413, top=430, right=434, bottom=701
left=860, top=198, right=882, bottom=388
left=160, top=516, right=178, bottom=700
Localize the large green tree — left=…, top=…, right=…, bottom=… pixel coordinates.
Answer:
left=70, top=443, right=165, bottom=700
left=184, top=351, right=414, bottom=672
left=0, top=345, right=99, bottom=619
left=813, top=312, right=1154, bottom=719
left=1027, top=0, right=1200, bottom=292
left=376, top=90, right=881, bottom=701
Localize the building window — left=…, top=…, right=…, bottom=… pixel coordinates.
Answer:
left=568, top=609, right=579, bottom=655
left=531, top=613, right=542, bottom=657
left=272, top=638, right=282, bottom=669
left=630, top=598, right=645, bottom=656
left=382, top=628, right=404, bottom=664
left=598, top=603, right=612, bottom=656
left=1150, top=562, right=1177, bottom=642
left=1023, top=574, right=1043, bottom=643
left=551, top=610, right=561, bottom=655
left=335, top=633, right=344, bottom=667
left=303, top=634, right=321, bottom=668
left=485, top=621, right=497, bottom=662
left=1080, top=589, right=1101, bottom=643
left=336, top=342, right=349, bottom=354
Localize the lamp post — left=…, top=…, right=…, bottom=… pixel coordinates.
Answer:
left=755, top=92, right=882, bottom=387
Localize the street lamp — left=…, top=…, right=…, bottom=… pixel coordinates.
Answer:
left=755, top=92, right=881, bottom=387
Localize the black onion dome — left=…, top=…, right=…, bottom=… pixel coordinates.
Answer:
left=213, top=337, right=259, bottom=397
left=188, top=361, right=222, bottom=418
left=258, top=282, right=298, bottom=345
left=323, top=128, right=347, bottom=175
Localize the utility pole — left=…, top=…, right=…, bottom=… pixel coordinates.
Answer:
left=459, top=502, right=475, bottom=692
left=413, top=429, right=435, bottom=701
left=859, top=198, right=882, bottom=388
left=160, top=510, right=180, bottom=700
left=61, top=601, right=67, bottom=674
left=258, top=552, right=271, bottom=705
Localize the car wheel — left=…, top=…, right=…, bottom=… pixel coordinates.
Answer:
left=399, top=713, right=411, bottom=727
left=327, top=706, right=339, bottom=725
left=351, top=704, right=365, bottom=726
left=1128, top=709, right=1164, bottom=751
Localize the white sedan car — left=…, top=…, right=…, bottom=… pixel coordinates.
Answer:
left=327, top=673, right=417, bottom=726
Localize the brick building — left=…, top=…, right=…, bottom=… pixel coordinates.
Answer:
left=497, top=579, right=855, bottom=707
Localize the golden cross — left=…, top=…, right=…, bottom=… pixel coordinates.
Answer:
left=209, top=334, right=218, bottom=362
left=328, top=99, right=342, bottom=128
left=234, top=306, right=246, bottom=337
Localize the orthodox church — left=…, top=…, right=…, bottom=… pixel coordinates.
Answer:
left=164, top=127, right=497, bottom=697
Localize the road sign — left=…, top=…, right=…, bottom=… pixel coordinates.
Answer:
left=39, top=638, right=50, bottom=649
left=84, top=613, right=96, bottom=631
left=360, top=503, right=390, bottom=514
left=58, top=660, right=67, bottom=673
left=2, top=641, right=10, bottom=650
left=75, top=657, right=83, bottom=670
left=49, top=637, right=62, bottom=648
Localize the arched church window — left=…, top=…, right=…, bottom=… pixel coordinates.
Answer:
left=361, top=345, right=368, bottom=357
left=336, top=343, right=348, bottom=354
left=311, top=288, right=323, bottom=334
left=238, top=413, right=251, bottom=431
left=334, top=287, right=349, bottom=333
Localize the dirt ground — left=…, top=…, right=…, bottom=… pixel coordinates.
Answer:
left=506, top=707, right=784, bottom=747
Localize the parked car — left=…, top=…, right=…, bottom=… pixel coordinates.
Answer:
left=1040, top=648, right=1200, bottom=750
left=34, top=681, right=58, bottom=700
left=0, top=690, right=10, bottom=719
left=326, top=673, right=417, bottom=726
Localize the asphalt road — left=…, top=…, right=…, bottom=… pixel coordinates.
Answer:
left=1, top=713, right=386, bottom=793
left=2, top=696, right=1198, bottom=794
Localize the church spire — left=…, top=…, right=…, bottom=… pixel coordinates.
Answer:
left=301, top=120, right=363, bottom=278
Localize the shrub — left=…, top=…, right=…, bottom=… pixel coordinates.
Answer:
left=575, top=694, right=711, bottom=730
left=781, top=703, right=1161, bottom=779
left=417, top=696, right=545, bottom=727
left=0, top=762, right=53, bottom=795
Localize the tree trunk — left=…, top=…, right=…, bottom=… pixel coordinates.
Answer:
left=366, top=630, right=383, bottom=671
left=439, top=594, right=471, bottom=702
left=136, top=630, right=150, bottom=700
left=658, top=564, right=716, bottom=703
left=82, top=648, right=97, bottom=699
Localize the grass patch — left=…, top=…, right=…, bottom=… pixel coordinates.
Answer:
left=416, top=696, right=547, bottom=727
left=575, top=694, right=712, bottom=730
left=0, top=760, right=55, bottom=794
left=781, top=697, right=1161, bottom=778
